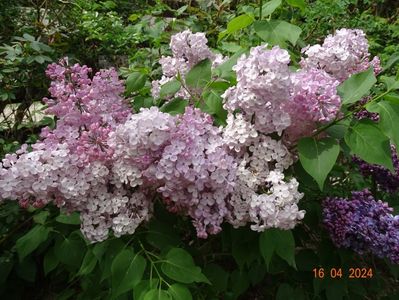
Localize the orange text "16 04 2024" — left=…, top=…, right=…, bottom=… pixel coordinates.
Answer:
left=312, top=268, right=373, bottom=279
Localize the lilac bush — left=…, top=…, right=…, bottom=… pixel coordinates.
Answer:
left=1, top=27, right=398, bottom=266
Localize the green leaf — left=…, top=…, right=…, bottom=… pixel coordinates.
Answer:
left=146, top=219, right=181, bottom=250
left=276, top=283, right=295, bottom=300
left=201, top=90, right=227, bottom=124
left=30, top=41, right=41, bottom=52
left=92, top=240, right=109, bottom=261
left=16, top=257, right=36, bottom=282
left=111, top=249, right=146, bottom=299
left=344, top=119, right=394, bottom=171
left=254, top=20, right=302, bottom=46
left=99, top=239, right=125, bottom=282
left=218, top=14, right=254, bottom=41
left=384, top=92, right=399, bottom=105
left=134, top=279, right=159, bottom=300
left=366, top=101, right=399, bottom=154
left=338, top=68, right=376, bottom=105
left=382, top=52, right=399, bottom=73
left=231, top=228, right=260, bottom=268
left=204, top=263, right=229, bottom=292
left=168, top=284, right=192, bottom=300
left=261, top=0, right=282, bottom=16
left=0, top=258, right=14, bottom=283
left=133, top=96, right=154, bottom=111
left=56, top=212, right=80, bottom=225
left=16, top=225, right=50, bottom=261
left=219, top=42, right=243, bottom=53
left=34, top=56, right=45, bottom=64
left=298, top=137, right=340, bottom=190
left=203, top=264, right=229, bottom=292
left=57, top=289, right=75, bottom=300
left=77, top=250, right=97, bottom=276
left=185, top=59, right=212, bottom=89
left=230, top=270, right=250, bottom=298
left=143, top=289, right=171, bottom=300
left=160, top=98, right=188, bottom=115
left=43, top=248, right=59, bottom=276
left=213, top=48, right=246, bottom=80
left=55, top=233, right=86, bottom=267
left=33, top=210, right=50, bottom=224
left=159, top=80, right=181, bottom=98
left=176, top=5, right=188, bottom=16
left=126, top=72, right=147, bottom=94
left=380, top=76, right=399, bottom=91
left=285, top=0, right=306, bottom=11
left=23, top=33, right=35, bottom=41
left=325, top=119, right=350, bottom=139
left=296, top=250, right=319, bottom=272
left=325, top=280, right=347, bottom=300
left=161, top=248, right=210, bottom=284
left=259, top=229, right=296, bottom=269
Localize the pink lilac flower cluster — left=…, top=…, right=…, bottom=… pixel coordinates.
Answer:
left=283, top=68, right=341, bottom=141
left=223, top=45, right=292, bottom=136
left=223, top=28, right=380, bottom=143
left=151, top=30, right=225, bottom=100
left=109, top=106, right=237, bottom=238
left=300, top=28, right=381, bottom=82
left=0, top=60, right=154, bottom=242
left=222, top=45, right=342, bottom=142
left=323, top=190, right=399, bottom=263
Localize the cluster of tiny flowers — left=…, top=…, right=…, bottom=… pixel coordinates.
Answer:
left=1, top=28, right=383, bottom=243
left=226, top=134, right=305, bottom=230
left=283, top=68, right=341, bottom=141
left=353, top=96, right=380, bottom=122
left=0, top=59, right=152, bottom=242
left=110, top=106, right=237, bottom=238
left=151, top=30, right=225, bottom=100
left=300, top=28, right=381, bottom=82
left=223, top=113, right=258, bottom=152
left=323, top=190, right=399, bottom=263
left=353, top=146, right=399, bottom=193
left=223, top=45, right=292, bottom=135
left=222, top=45, right=343, bottom=142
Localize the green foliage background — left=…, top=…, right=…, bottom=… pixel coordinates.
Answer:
left=1, top=0, right=399, bottom=299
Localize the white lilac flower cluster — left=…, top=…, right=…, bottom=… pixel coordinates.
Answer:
left=226, top=135, right=305, bottom=230
left=151, top=30, right=225, bottom=100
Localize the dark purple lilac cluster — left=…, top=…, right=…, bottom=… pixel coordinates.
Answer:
left=353, top=145, right=399, bottom=192
left=323, top=190, right=399, bottom=263
left=353, top=97, right=380, bottom=122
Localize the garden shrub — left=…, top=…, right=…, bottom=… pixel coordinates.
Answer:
left=1, top=1, right=399, bottom=299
